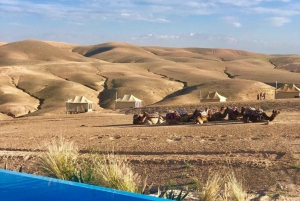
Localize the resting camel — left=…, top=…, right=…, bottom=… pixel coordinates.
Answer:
left=242, top=107, right=280, bottom=123
left=144, top=112, right=165, bottom=125
left=165, top=110, right=183, bottom=125
left=206, top=106, right=227, bottom=121
left=226, top=106, right=243, bottom=120
left=191, top=109, right=208, bottom=124
left=133, top=112, right=147, bottom=124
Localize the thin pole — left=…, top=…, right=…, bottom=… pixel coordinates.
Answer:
left=275, top=81, right=277, bottom=99
left=200, top=90, right=201, bottom=102
left=115, top=91, right=117, bottom=110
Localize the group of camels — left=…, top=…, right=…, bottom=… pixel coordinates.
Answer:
left=133, top=106, right=280, bottom=125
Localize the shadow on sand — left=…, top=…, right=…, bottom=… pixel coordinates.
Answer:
left=92, top=120, right=249, bottom=128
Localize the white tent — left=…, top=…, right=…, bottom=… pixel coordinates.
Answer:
left=115, top=94, right=142, bottom=109
left=275, top=84, right=300, bottom=99
left=66, top=96, right=93, bottom=113
left=201, top=92, right=227, bottom=102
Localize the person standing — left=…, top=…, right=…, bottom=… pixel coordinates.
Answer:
left=257, top=94, right=260, bottom=100
left=263, top=92, right=266, bottom=100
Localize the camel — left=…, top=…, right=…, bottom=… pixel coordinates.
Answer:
left=242, top=107, right=280, bottom=123
left=165, top=111, right=182, bottom=125
left=226, top=106, right=243, bottom=120
left=133, top=112, right=147, bottom=124
left=144, top=112, right=165, bottom=125
left=191, top=109, right=208, bottom=124
left=206, top=106, right=227, bottom=121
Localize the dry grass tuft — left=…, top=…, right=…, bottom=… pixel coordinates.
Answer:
left=225, top=171, right=249, bottom=201
left=199, top=172, right=223, bottom=201
left=88, top=153, right=141, bottom=192
left=198, top=170, right=250, bottom=201
left=38, top=138, right=141, bottom=192
left=38, top=138, right=78, bottom=180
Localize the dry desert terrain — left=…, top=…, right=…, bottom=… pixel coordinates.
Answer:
left=1, top=40, right=300, bottom=200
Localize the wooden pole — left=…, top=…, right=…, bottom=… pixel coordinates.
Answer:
left=115, top=91, right=117, bottom=110
left=199, top=90, right=201, bottom=102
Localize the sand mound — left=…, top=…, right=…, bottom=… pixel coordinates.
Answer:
left=270, top=56, right=300, bottom=73
left=0, top=40, right=87, bottom=65
left=73, top=42, right=162, bottom=63
left=184, top=48, right=263, bottom=61
left=44, top=41, right=79, bottom=51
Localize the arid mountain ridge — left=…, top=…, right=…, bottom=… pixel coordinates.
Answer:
left=0, top=39, right=299, bottom=118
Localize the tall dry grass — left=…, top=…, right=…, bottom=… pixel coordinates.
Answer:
left=37, top=138, right=250, bottom=198
left=88, top=153, right=141, bottom=192
left=225, top=172, right=249, bottom=201
left=38, top=139, right=141, bottom=193
left=38, top=138, right=78, bottom=180
left=199, top=172, right=223, bottom=201
left=198, top=170, right=250, bottom=201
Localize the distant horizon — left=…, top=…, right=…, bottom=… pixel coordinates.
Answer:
left=1, top=36, right=299, bottom=56
left=1, top=0, right=299, bottom=55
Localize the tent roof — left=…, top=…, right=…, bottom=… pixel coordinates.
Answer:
left=203, top=92, right=227, bottom=100
left=116, top=94, right=142, bottom=102
left=277, top=84, right=300, bottom=92
left=66, top=96, right=93, bottom=103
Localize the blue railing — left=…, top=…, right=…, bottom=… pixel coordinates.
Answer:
left=0, top=169, right=164, bottom=201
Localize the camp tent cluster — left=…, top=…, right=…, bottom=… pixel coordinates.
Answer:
left=115, top=94, right=142, bottom=109
left=66, top=96, right=93, bottom=114
left=201, top=92, right=227, bottom=102
left=275, top=84, right=300, bottom=99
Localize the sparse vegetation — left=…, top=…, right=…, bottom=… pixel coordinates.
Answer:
left=199, top=172, right=223, bottom=201
left=291, top=163, right=300, bottom=169
left=189, top=177, right=198, bottom=184
left=184, top=162, right=191, bottom=169
left=197, top=170, right=251, bottom=201
left=87, top=153, right=141, bottom=192
left=38, top=138, right=142, bottom=193
left=166, top=179, right=175, bottom=188
left=158, top=188, right=190, bottom=201
left=38, top=138, right=78, bottom=181
left=225, top=171, right=249, bottom=201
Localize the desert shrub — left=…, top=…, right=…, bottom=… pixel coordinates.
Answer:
left=88, top=153, right=141, bottom=192
left=224, top=171, right=249, bottom=201
left=158, top=188, right=190, bottom=201
left=199, top=172, right=223, bottom=201
left=38, top=138, right=142, bottom=192
left=38, top=138, right=78, bottom=180
left=197, top=169, right=251, bottom=201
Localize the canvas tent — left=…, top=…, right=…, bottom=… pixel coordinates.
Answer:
left=115, top=94, right=142, bottom=109
left=275, top=84, right=300, bottom=99
left=201, top=92, right=227, bottom=102
left=66, top=96, right=93, bottom=113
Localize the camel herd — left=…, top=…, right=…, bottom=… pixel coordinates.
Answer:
left=133, top=106, right=280, bottom=125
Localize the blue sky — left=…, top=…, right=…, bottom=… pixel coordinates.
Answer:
left=0, top=0, right=299, bottom=54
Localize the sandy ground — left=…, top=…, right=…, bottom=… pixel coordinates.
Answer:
left=1, top=109, right=300, bottom=200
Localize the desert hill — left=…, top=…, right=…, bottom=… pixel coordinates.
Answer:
left=73, top=42, right=164, bottom=63
left=0, top=40, right=89, bottom=66
left=0, top=39, right=299, bottom=117
left=44, top=41, right=79, bottom=51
